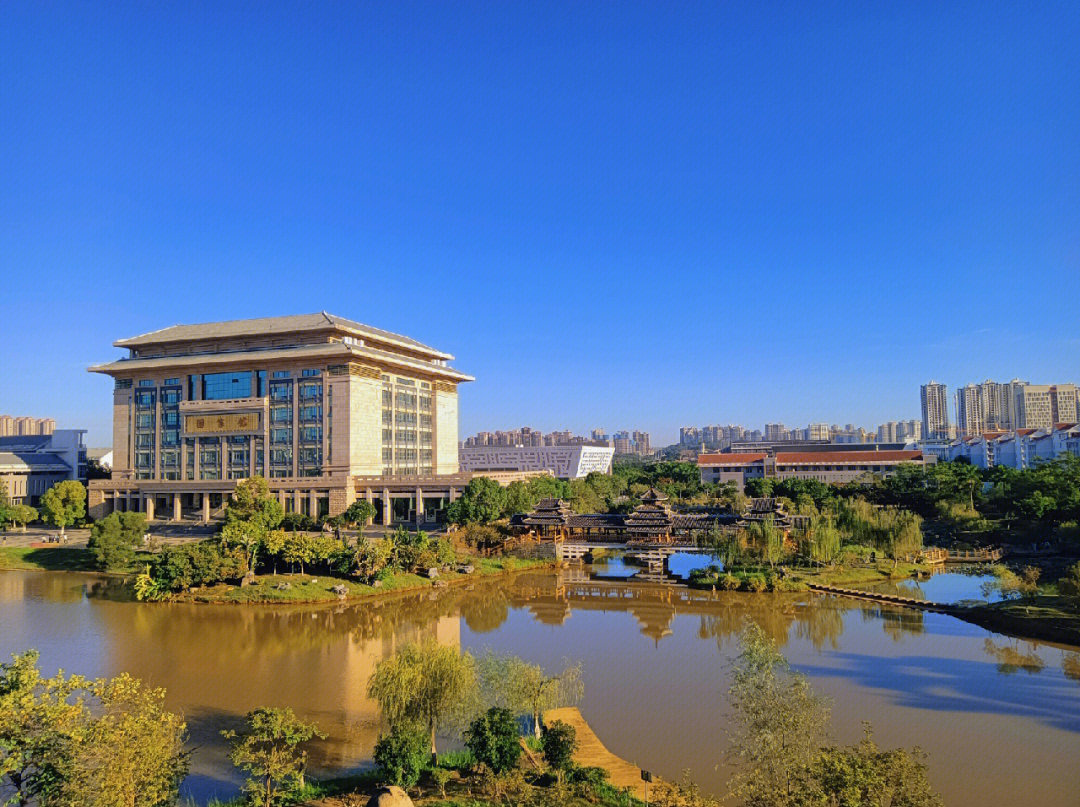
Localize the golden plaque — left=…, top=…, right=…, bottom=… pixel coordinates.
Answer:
left=185, top=412, right=262, bottom=434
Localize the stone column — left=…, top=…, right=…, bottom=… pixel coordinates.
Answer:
left=382, top=488, right=391, bottom=526
left=294, top=491, right=303, bottom=517
left=309, top=490, right=319, bottom=521
left=448, top=486, right=459, bottom=502
left=201, top=494, right=210, bottom=523
left=145, top=495, right=155, bottom=521
left=415, top=486, right=424, bottom=525
left=172, top=493, right=181, bottom=521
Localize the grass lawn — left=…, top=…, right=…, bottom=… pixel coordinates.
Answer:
left=188, top=555, right=553, bottom=604
left=0, top=546, right=156, bottom=575
left=961, top=595, right=1080, bottom=647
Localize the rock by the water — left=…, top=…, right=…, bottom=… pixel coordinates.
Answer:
left=432, top=579, right=448, bottom=588
left=275, top=582, right=292, bottom=591
left=331, top=584, right=349, bottom=597
left=423, top=567, right=439, bottom=579
left=366, top=785, right=414, bottom=807
left=240, top=570, right=256, bottom=587
left=372, top=579, right=383, bottom=588
left=457, top=564, right=475, bottom=575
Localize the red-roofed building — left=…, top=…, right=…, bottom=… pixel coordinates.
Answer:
left=697, top=449, right=927, bottom=489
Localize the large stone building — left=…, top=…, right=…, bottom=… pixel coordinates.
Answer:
left=87, top=312, right=502, bottom=524
left=458, top=444, right=615, bottom=479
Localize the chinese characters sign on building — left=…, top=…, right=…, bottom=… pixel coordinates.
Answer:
left=184, top=412, right=262, bottom=434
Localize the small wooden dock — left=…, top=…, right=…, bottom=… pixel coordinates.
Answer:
left=543, top=707, right=653, bottom=799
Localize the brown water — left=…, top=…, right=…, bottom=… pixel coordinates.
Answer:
left=1, top=568, right=1078, bottom=805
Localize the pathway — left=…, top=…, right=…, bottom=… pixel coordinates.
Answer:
left=543, top=706, right=654, bottom=799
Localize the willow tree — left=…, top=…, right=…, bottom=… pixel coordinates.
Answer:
left=808, top=516, right=841, bottom=567
left=748, top=517, right=785, bottom=569
left=476, top=651, right=584, bottom=739
left=367, top=641, right=477, bottom=759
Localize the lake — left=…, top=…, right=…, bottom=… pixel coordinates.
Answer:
left=1, top=568, right=1078, bottom=805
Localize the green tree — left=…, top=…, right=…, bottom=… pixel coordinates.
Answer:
left=343, top=499, right=376, bottom=539
left=367, top=641, right=477, bottom=759
left=502, top=481, right=534, bottom=518
left=540, top=720, right=577, bottom=785
left=445, top=477, right=507, bottom=525
left=0, top=650, right=85, bottom=805
left=476, top=652, right=583, bottom=739
left=58, top=673, right=189, bottom=807
left=795, top=726, right=942, bottom=807
left=87, top=512, right=147, bottom=571
left=39, top=481, right=86, bottom=537
left=728, top=620, right=830, bottom=807
left=8, top=505, right=37, bottom=532
left=0, top=650, right=188, bottom=807
left=372, top=724, right=428, bottom=790
left=464, top=707, right=522, bottom=775
left=0, top=481, right=11, bottom=531
left=808, top=516, right=841, bottom=567
left=222, top=707, right=324, bottom=807
left=744, top=477, right=776, bottom=499
left=748, top=517, right=786, bottom=569
left=349, top=538, right=392, bottom=582
left=224, top=476, right=285, bottom=531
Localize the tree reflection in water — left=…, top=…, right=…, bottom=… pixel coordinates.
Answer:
left=982, top=638, right=1046, bottom=675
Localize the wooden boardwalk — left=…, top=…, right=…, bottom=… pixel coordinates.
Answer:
left=543, top=707, right=652, bottom=799
left=807, top=583, right=955, bottom=613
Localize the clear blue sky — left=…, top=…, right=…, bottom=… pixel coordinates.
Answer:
left=2, top=1, right=1078, bottom=447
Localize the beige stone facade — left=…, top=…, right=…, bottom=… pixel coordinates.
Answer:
left=87, top=312, right=490, bottom=524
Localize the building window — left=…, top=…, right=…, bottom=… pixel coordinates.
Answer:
left=298, top=405, right=321, bottom=423
left=188, top=375, right=201, bottom=400
left=270, top=428, right=292, bottom=445
left=270, top=382, right=293, bottom=402
left=138, top=379, right=155, bottom=387
left=299, top=382, right=322, bottom=400
left=271, top=407, right=292, bottom=424
left=202, top=371, right=253, bottom=400
left=135, top=392, right=155, bottom=408
left=164, top=377, right=180, bottom=386
left=299, top=426, right=322, bottom=444
left=301, top=368, right=320, bottom=377
left=136, top=413, right=153, bottom=429
left=135, top=433, right=154, bottom=448
left=161, top=430, right=180, bottom=447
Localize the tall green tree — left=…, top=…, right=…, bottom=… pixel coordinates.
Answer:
left=540, top=721, right=577, bottom=785
left=39, top=481, right=86, bottom=537
left=222, top=707, right=324, bottom=807
left=367, top=641, right=478, bottom=759
left=728, top=621, right=830, bottom=806
left=343, top=499, right=376, bottom=539
left=445, top=477, right=507, bottom=525
left=7, top=505, right=37, bottom=532
left=224, top=476, right=285, bottom=532
left=476, top=652, right=583, bottom=739
left=87, top=512, right=147, bottom=571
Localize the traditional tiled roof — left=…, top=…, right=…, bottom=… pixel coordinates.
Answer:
left=697, top=453, right=767, bottom=465
left=114, top=311, right=453, bottom=359
left=88, top=340, right=474, bottom=382
left=774, top=450, right=922, bottom=464
left=522, top=498, right=574, bottom=527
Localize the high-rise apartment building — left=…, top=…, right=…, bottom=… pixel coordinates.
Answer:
left=764, top=423, right=787, bottom=441
left=87, top=313, right=478, bottom=525
left=920, top=382, right=950, bottom=440
left=955, top=384, right=984, bottom=437
left=0, top=416, right=56, bottom=436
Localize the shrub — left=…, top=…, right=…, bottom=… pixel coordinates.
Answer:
left=718, top=573, right=741, bottom=590
left=150, top=540, right=247, bottom=591
left=429, top=766, right=453, bottom=797
left=464, top=707, right=522, bottom=775
left=373, top=725, right=428, bottom=789
left=540, top=720, right=577, bottom=784
left=280, top=512, right=314, bottom=532
left=744, top=574, right=768, bottom=592
left=1058, top=561, right=1080, bottom=598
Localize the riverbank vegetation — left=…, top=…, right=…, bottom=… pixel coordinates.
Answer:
left=1, top=619, right=946, bottom=807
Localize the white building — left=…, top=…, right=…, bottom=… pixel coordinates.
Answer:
left=921, top=381, right=950, bottom=440
left=458, top=444, right=615, bottom=479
